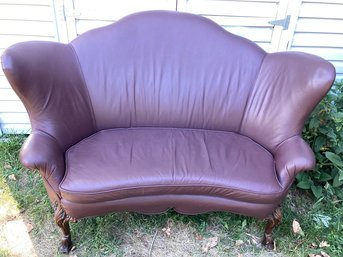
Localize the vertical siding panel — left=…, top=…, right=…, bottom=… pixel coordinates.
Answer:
left=177, top=0, right=280, bottom=52
left=1, top=0, right=342, bottom=134
left=71, top=0, right=177, bottom=37
left=0, top=1, right=57, bottom=133
left=290, top=1, right=343, bottom=79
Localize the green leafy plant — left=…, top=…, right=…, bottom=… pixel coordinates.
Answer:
left=299, top=80, right=343, bottom=199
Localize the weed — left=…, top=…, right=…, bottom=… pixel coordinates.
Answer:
left=301, top=80, right=343, bottom=199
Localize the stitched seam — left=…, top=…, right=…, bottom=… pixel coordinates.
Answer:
left=41, top=171, right=62, bottom=199
left=34, top=130, right=63, bottom=150
left=68, top=44, right=98, bottom=132
left=273, top=135, right=301, bottom=182
left=62, top=194, right=281, bottom=208
left=67, top=127, right=274, bottom=158
left=62, top=128, right=279, bottom=192
left=60, top=183, right=284, bottom=196
left=273, top=134, right=300, bottom=154
left=273, top=159, right=283, bottom=188
left=238, top=52, right=267, bottom=134
left=32, top=130, right=64, bottom=182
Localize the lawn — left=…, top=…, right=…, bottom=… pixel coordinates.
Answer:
left=0, top=135, right=342, bottom=257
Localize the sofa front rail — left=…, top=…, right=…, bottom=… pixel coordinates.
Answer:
left=53, top=201, right=283, bottom=254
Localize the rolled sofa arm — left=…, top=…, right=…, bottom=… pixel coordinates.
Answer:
left=2, top=40, right=96, bottom=202
left=20, top=131, right=65, bottom=194
left=274, top=136, right=315, bottom=187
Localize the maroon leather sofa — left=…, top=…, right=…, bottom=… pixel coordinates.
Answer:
left=1, top=11, right=335, bottom=253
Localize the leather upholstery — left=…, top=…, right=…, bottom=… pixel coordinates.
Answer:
left=1, top=42, right=95, bottom=200
left=62, top=128, right=281, bottom=204
left=240, top=52, right=336, bottom=152
left=71, top=11, right=265, bottom=133
left=61, top=196, right=279, bottom=220
left=1, top=11, right=336, bottom=219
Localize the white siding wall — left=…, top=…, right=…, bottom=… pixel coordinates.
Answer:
left=289, top=0, right=343, bottom=80
left=0, top=0, right=342, bottom=133
left=0, top=0, right=57, bottom=133
left=66, top=0, right=287, bottom=52
left=177, top=0, right=281, bottom=52
left=71, top=0, right=177, bottom=37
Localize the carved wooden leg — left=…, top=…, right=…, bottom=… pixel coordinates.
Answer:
left=262, top=206, right=282, bottom=249
left=54, top=202, right=75, bottom=254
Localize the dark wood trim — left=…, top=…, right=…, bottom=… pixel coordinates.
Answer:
left=262, top=206, right=282, bottom=249
left=54, top=202, right=77, bottom=254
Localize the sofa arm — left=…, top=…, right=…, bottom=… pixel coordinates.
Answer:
left=20, top=131, right=65, bottom=194
left=2, top=42, right=96, bottom=151
left=274, top=136, right=315, bottom=187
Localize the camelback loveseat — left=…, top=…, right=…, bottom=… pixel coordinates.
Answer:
left=1, top=11, right=335, bottom=254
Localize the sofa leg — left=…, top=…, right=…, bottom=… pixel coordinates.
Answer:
left=262, top=206, right=282, bottom=249
left=54, top=202, right=76, bottom=254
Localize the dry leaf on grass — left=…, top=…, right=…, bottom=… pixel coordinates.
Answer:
left=162, top=227, right=171, bottom=237
left=310, top=242, right=318, bottom=248
left=320, top=251, right=331, bottom=257
left=292, top=219, right=304, bottom=235
left=8, top=174, right=16, bottom=181
left=193, top=232, right=203, bottom=240
left=308, top=252, right=331, bottom=257
left=202, top=236, right=218, bottom=253
left=162, top=219, right=173, bottom=237
left=26, top=223, right=34, bottom=233
left=246, top=232, right=258, bottom=245
left=235, top=240, right=244, bottom=246
left=4, top=164, right=12, bottom=169
left=250, top=238, right=258, bottom=245
left=319, top=241, right=330, bottom=248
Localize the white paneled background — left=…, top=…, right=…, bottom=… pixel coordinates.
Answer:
left=0, top=0, right=57, bottom=133
left=289, top=0, right=343, bottom=80
left=0, top=0, right=342, bottom=133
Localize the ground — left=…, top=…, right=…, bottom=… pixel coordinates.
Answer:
left=0, top=136, right=342, bottom=257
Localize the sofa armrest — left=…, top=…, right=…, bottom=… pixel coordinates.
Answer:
left=274, top=136, right=315, bottom=187
left=20, top=131, right=65, bottom=194
left=1, top=42, right=96, bottom=151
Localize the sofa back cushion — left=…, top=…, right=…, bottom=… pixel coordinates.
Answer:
left=71, top=11, right=266, bottom=133
left=2, top=11, right=335, bottom=154
left=70, top=10, right=335, bottom=152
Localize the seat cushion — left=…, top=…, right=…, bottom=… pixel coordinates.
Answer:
left=60, top=128, right=284, bottom=204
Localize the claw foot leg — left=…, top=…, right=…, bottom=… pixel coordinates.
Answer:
left=262, top=206, right=282, bottom=249
left=54, top=202, right=76, bottom=254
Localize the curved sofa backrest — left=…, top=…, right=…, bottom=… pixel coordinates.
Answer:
left=71, top=11, right=266, bottom=133
left=2, top=11, right=335, bottom=152
left=240, top=51, right=335, bottom=151
left=71, top=11, right=335, bottom=152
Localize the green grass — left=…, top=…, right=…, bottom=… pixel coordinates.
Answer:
left=0, top=135, right=342, bottom=256
left=0, top=249, right=11, bottom=257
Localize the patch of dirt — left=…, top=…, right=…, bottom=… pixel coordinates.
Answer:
left=0, top=180, right=57, bottom=257
left=1, top=212, right=289, bottom=257
left=118, top=219, right=286, bottom=257
left=28, top=219, right=58, bottom=257
left=0, top=193, right=36, bottom=257
left=121, top=220, right=207, bottom=256
left=0, top=219, right=37, bottom=257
